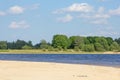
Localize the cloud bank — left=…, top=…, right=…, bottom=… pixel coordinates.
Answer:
left=53, top=3, right=120, bottom=24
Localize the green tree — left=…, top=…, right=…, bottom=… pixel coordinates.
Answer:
left=15, top=40, right=27, bottom=49
left=27, top=41, right=33, bottom=47
left=84, top=37, right=90, bottom=44
left=82, top=44, right=95, bottom=52
left=74, top=46, right=80, bottom=51
left=94, top=37, right=109, bottom=51
left=34, top=43, right=40, bottom=49
left=52, top=34, right=70, bottom=49
left=94, top=43, right=105, bottom=51
left=7, top=41, right=16, bottom=49
left=110, top=42, right=119, bottom=51
left=87, top=36, right=96, bottom=44
left=69, top=36, right=84, bottom=50
left=40, top=39, right=49, bottom=49
left=115, top=38, right=120, bottom=45
left=105, top=37, right=114, bottom=46
left=69, top=36, right=76, bottom=49
left=22, top=45, right=32, bottom=49
left=0, top=41, right=7, bottom=49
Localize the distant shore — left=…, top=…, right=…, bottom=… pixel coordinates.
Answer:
left=0, top=49, right=120, bottom=54
left=0, top=60, right=120, bottom=80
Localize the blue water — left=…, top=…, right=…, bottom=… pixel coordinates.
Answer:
left=0, top=54, right=120, bottom=67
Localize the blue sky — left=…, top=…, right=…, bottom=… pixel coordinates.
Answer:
left=0, top=0, right=120, bottom=44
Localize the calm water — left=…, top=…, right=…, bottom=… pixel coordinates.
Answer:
left=0, top=54, right=120, bottom=67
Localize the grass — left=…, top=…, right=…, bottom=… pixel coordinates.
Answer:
left=0, top=49, right=84, bottom=54
left=0, top=49, right=119, bottom=54
left=0, top=50, right=9, bottom=52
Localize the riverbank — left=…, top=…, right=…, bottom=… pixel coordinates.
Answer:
left=0, top=60, right=120, bottom=80
left=0, top=49, right=120, bottom=54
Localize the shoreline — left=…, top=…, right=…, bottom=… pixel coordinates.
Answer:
left=0, top=49, right=120, bottom=54
left=0, top=60, right=120, bottom=80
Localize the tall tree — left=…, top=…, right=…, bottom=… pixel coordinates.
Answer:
left=40, top=39, right=49, bottom=49
left=15, top=39, right=27, bottom=49
left=27, top=41, right=33, bottom=47
left=84, top=37, right=90, bottom=44
left=87, top=36, right=96, bottom=44
left=52, top=34, right=70, bottom=49
left=105, top=37, right=114, bottom=46
left=94, top=43, right=105, bottom=51
left=0, top=41, right=7, bottom=49
left=7, top=41, right=16, bottom=49
left=94, top=37, right=109, bottom=51
left=110, top=42, right=119, bottom=51
left=115, top=38, right=120, bottom=45
left=69, top=36, right=84, bottom=49
left=82, top=44, right=95, bottom=52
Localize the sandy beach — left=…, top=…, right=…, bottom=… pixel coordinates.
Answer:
left=0, top=60, right=120, bottom=80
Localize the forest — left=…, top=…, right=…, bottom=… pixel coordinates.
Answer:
left=0, top=34, right=120, bottom=52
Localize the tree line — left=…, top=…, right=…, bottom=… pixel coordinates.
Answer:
left=0, top=34, right=120, bottom=52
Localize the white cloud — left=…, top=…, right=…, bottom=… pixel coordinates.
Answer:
left=65, top=3, right=93, bottom=12
left=78, top=14, right=91, bottom=18
left=79, top=13, right=110, bottom=19
left=80, top=7, right=110, bottom=19
left=78, top=6, right=110, bottom=25
left=53, top=3, right=110, bottom=24
left=53, top=3, right=120, bottom=25
left=109, top=7, right=120, bottom=16
left=53, top=3, right=93, bottom=14
left=57, top=14, right=73, bottom=23
left=78, top=12, right=110, bottom=25
left=9, top=20, right=30, bottom=29
left=0, top=4, right=39, bottom=16
left=0, top=11, right=6, bottom=16
left=9, top=5, right=24, bottom=14
left=90, top=19, right=108, bottom=24
left=94, top=14, right=110, bottom=19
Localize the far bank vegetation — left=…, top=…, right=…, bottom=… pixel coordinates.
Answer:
left=0, top=34, right=120, bottom=53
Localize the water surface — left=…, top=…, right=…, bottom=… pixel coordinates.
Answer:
left=0, top=54, right=120, bottom=67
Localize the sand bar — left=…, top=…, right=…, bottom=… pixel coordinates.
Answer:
left=0, top=60, right=120, bottom=80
